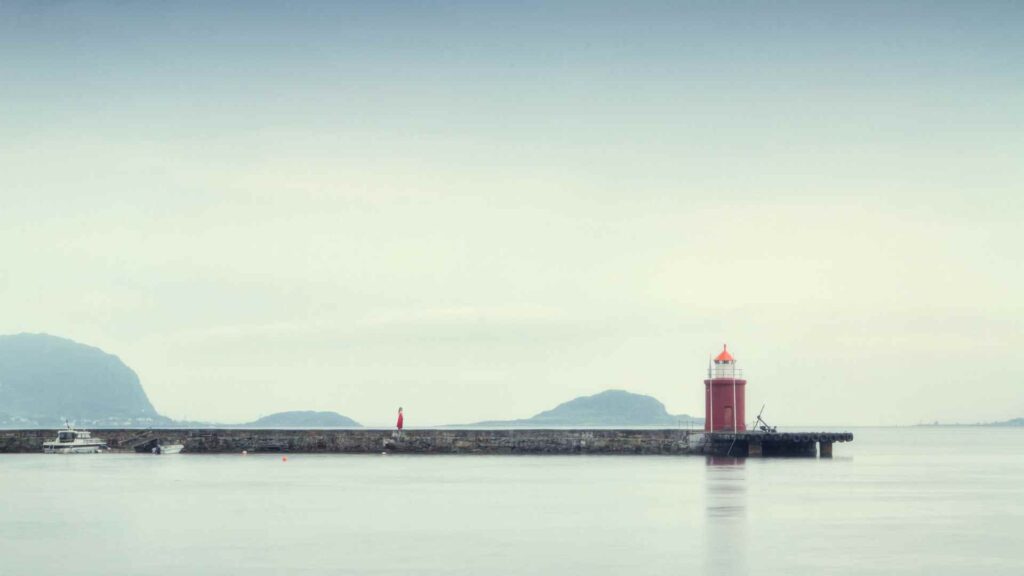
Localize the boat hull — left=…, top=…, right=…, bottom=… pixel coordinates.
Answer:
left=43, top=443, right=106, bottom=454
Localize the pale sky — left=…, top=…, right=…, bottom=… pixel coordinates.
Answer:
left=1, top=1, right=1021, bottom=426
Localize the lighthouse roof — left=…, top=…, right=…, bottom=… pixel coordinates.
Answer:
left=714, top=345, right=734, bottom=362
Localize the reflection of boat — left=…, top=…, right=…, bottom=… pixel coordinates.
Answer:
left=43, top=424, right=107, bottom=454
left=151, top=443, right=184, bottom=455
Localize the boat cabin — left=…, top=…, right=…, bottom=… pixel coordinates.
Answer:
left=56, top=430, right=92, bottom=443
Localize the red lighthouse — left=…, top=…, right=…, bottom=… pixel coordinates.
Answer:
left=705, top=344, right=746, bottom=432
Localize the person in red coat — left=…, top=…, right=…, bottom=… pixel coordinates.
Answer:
left=396, top=407, right=404, bottom=438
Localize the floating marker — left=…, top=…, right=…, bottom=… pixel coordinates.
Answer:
left=282, top=456, right=287, bottom=462
left=242, top=450, right=248, bottom=456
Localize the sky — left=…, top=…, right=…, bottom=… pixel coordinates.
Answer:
left=1, top=1, right=1021, bottom=426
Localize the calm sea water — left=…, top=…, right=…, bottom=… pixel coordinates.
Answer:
left=1, top=427, right=1021, bottom=575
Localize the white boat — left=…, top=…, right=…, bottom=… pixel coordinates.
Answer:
left=43, top=425, right=107, bottom=454
left=151, top=443, right=184, bottom=455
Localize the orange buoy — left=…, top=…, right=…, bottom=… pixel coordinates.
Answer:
left=282, top=456, right=288, bottom=462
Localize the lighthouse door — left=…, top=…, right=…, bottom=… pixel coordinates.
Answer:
left=723, top=406, right=733, bottom=430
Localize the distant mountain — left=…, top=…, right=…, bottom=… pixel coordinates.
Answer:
left=240, top=410, right=361, bottom=428
left=469, top=389, right=703, bottom=427
left=985, top=418, right=1024, bottom=427
left=916, top=417, right=1024, bottom=427
left=0, top=333, right=169, bottom=428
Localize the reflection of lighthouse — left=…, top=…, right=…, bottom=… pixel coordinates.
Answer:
left=704, top=344, right=746, bottom=432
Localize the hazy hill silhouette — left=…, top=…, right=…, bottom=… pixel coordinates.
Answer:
left=239, top=410, right=362, bottom=428
left=0, top=333, right=168, bottom=427
left=467, top=389, right=703, bottom=427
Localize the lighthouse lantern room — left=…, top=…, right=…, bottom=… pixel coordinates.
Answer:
left=704, top=344, right=747, bottom=432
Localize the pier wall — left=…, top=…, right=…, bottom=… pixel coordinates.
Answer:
left=0, top=428, right=706, bottom=455
left=0, top=429, right=852, bottom=456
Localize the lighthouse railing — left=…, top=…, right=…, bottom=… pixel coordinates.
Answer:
left=709, top=368, right=745, bottom=379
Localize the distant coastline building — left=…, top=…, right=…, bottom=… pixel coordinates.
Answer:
left=704, top=344, right=746, bottom=432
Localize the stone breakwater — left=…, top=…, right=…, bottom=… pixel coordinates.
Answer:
left=0, top=429, right=852, bottom=456
left=1, top=428, right=704, bottom=454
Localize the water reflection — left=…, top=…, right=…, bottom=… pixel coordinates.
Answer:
left=706, top=456, right=744, bottom=468
left=705, top=456, right=746, bottom=518
left=704, top=456, right=748, bottom=575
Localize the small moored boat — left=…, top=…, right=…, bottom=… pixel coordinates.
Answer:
left=133, top=436, right=185, bottom=454
left=43, top=424, right=107, bottom=454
